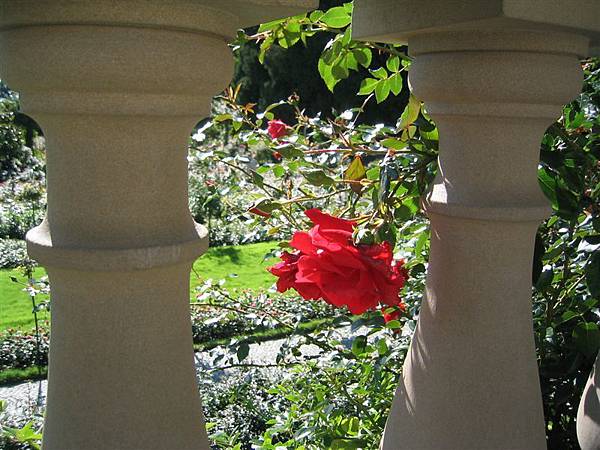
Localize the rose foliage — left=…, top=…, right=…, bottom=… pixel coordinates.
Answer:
left=191, top=2, right=600, bottom=448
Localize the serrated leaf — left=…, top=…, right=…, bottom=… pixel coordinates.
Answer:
left=397, top=94, right=420, bottom=128
left=237, top=342, right=250, bottom=361
left=318, top=57, right=339, bottom=92
left=352, top=47, right=372, bottom=68
left=309, top=10, right=325, bottom=21
left=573, top=322, right=600, bottom=358
left=381, top=137, right=407, bottom=150
left=371, top=67, right=388, bottom=80
left=389, top=72, right=403, bottom=95
left=386, top=55, right=400, bottom=72
left=586, top=252, right=600, bottom=298
left=351, top=335, right=367, bottom=356
left=358, top=78, right=379, bottom=95
left=301, top=169, right=335, bottom=187
left=375, top=80, right=391, bottom=103
left=272, top=165, right=285, bottom=178
left=258, top=18, right=286, bottom=33
left=377, top=339, right=389, bottom=356
left=344, top=156, right=366, bottom=181
left=319, top=6, right=352, bottom=28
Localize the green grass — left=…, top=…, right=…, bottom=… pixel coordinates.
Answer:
left=191, top=241, right=278, bottom=291
left=0, top=267, right=48, bottom=330
left=0, top=241, right=280, bottom=331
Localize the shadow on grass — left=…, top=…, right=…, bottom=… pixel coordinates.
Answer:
left=207, top=246, right=242, bottom=264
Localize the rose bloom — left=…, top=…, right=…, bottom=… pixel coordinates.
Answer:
left=267, top=119, right=288, bottom=139
left=268, top=209, right=408, bottom=314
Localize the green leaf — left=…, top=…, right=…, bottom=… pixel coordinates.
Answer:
left=252, top=171, right=264, bottom=188
left=272, top=165, right=285, bottom=178
left=319, top=6, right=352, bottom=28
left=381, top=138, right=407, bottom=150
left=213, top=114, right=233, bottom=123
left=377, top=339, right=389, bottom=356
left=258, top=35, right=275, bottom=64
left=385, top=320, right=402, bottom=330
left=366, top=166, right=380, bottom=181
left=352, top=48, right=372, bottom=68
left=389, top=72, right=403, bottom=95
left=397, top=94, right=420, bottom=129
left=318, top=57, right=339, bottom=92
left=277, top=145, right=304, bottom=159
left=331, top=439, right=367, bottom=449
left=358, top=78, right=379, bottom=95
left=237, top=342, right=250, bottom=361
left=586, top=252, right=600, bottom=298
left=301, top=169, right=335, bottom=187
left=351, top=335, right=367, bottom=356
left=538, top=168, right=558, bottom=208
left=258, top=18, right=286, bottom=33
left=371, top=67, right=388, bottom=80
left=309, top=10, right=325, bottom=22
left=386, top=55, right=400, bottom=72
left=375, top=80, right=391, bottom=103
left=344, top=156, right=366, bottom=181
left=573, top=322, right=600, bottom=358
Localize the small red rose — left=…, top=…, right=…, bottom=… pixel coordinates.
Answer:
left=267, top=209, right=408, bottom=314
left=267, top=119, right=289, bottom=140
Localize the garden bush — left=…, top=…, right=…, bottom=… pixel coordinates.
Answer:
left=0, top=329, right=48, bottom=371
left=0, top=239, right=29, bottom=269
left=0, top=181, right=45, bottom=242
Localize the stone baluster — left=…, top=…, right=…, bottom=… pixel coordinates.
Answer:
left=578, top=351, right=600, bottom=450
left=0, top=1, right=315, bottom=449
left=353, top=1, right=599, bottom=449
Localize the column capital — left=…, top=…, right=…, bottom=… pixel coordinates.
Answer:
left=352, top=0, right=600, bottom=56
left=0, top=0, right=317, bottom=117
left=0, top=0, right=317, bottom=39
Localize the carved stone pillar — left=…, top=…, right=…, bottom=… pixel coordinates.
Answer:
left=353, top=1, right=598, bottom=449
left=578, top=351, right=600, bottom=450
left=0, top=1, right=314, bottom=449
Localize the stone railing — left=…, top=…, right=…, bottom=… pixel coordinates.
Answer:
left=0, top=1, right=598, bottom=449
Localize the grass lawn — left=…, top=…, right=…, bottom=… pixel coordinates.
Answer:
left=0, top=241, right=280, bottom=331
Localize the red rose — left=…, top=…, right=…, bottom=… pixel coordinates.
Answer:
left=267, top=119, right=289, bottom=139
left=267, top=209, right=408, bottom=314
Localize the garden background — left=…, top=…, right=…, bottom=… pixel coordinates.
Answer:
left=0, top=0, right=599, bottom=448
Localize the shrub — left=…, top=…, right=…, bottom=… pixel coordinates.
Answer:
left=0, top=329, right=49, bottom=371
left=201, top=369, right=286, bottom=449
left=0, top=239, right=30, bottom=269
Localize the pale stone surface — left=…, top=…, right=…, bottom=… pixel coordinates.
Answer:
left=0, top=0, right=317, bottom=39
left=0, top=1, right=315, bottom=449
left=352, top=3, right=595, bottom=449
left=578, top=352, right=600, bottom=450
left=353, top=0, right=600, bottom=54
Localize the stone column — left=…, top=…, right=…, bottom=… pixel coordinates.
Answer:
left=578, top=351, right=600, bottom=450
left=352, top=2, right=598, bottom=449
left=0, top=1, right=315, bottom=449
